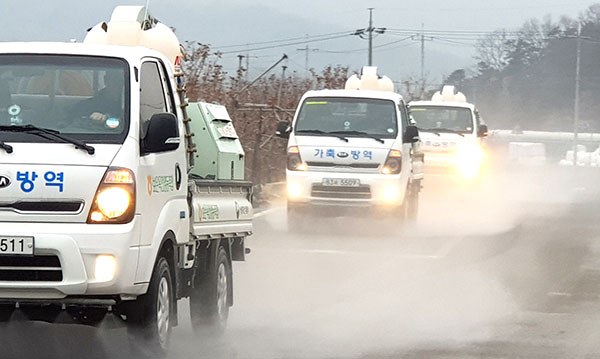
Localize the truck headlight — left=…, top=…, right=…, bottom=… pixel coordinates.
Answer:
left=456, top=143, right=484, bottom=179
left=87, top=168, right=136, bottom=224
left=97, top=187, right=131, bottom=218
left=381, top=149, right=402, bottom=175
left=287, top=146, right=306, bottom=171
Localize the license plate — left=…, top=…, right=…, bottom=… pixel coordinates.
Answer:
left=322, top=178, right=360, bottom=187
left=0, top=236, right=34, bottom=256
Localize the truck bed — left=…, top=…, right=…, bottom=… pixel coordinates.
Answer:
left=189, top=178, right=253, bottom=240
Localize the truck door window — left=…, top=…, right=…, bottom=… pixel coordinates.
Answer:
left=140, top=61, right=167, bottom=138
left=399, top=102, right=409, bottom=127
left=157, top=62, right=176, bottom=114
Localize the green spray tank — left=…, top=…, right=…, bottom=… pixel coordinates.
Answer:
left=186, top=102, right=245, bottom=180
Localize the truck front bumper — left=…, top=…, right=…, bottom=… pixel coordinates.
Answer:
left=0, top=217, right=146, bottom=301
left=286, top=170, right=408, bottom=213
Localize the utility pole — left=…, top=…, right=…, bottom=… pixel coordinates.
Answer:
left=277, top=65, right=287, bottom=106
left=237, top=55, right=245, bottom=73
left=245, top=47, right=250, bottom=81
left=368, top=8, right=374, bottom=66
left=412, top=24, right=433, bottom=98
left=420, top=23, right=425, bottom=93
left=353, top=9, right=386, bottom=66
left=296, top=35, right=319, bottom=76
left=573, top=21, right=582, bottom=166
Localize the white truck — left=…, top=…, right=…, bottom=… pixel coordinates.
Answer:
left=276, top=67, right=424, bottom=229
left=0, top=6, right=252, bottom=355
left=409, top=86, right=488, bottom=180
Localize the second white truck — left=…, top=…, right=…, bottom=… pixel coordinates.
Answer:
left=276, top=67, right=424, bottom=229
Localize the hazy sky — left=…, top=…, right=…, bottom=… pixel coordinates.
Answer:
left=0, top=0, right=594, bottom=81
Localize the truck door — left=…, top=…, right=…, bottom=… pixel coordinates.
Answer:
left=136, top=59, right=187, bottom=253
left=400, top=101, right=424, bottom=179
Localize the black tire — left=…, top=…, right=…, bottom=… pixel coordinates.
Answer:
left=287, top=205, right=303, bottom=232
left=0, top=304, right=14, bottom=322
left=190, top=245, right=231, bottom=337
left=127, top=256, right=173, bottom=357
left=402, top=183, right=419, bottom=222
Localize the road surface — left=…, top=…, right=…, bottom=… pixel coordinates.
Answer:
left=4, top=166, right=600, bottom=359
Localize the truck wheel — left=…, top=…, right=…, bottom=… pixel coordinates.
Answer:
left=127, top=256, right=173, bottom=357
left=404, top=184, right=419, bottom=221
left=287, top=206, right=303, bottom=232
left=190, top=245, right=231, bottom=337
left=0, top=304, right=14, bottom=322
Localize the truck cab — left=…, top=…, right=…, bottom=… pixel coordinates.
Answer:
left=409, top=86, right=488, bottom=180
left=277, top=67, right=423, bottom=229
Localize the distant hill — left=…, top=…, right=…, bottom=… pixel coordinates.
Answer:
left=0, top=0, right=472, bottom=82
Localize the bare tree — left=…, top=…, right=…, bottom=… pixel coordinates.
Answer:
left=474, top=30, right=511, bottom=72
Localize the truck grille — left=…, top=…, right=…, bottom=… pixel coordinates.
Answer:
left=0, top=201, right=83, bottom=214
left=306, top=162, right=380, bottom=169
left=0, top=255, right=63, bottom=282
left=311, top=184, right=372, bottom=199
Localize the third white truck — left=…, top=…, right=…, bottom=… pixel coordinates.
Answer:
left=409, top=86, right=488, bottom=180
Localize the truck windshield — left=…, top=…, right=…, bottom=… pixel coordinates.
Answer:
left=295, top=97, right=398, bottom=138
left=0, top=55, right=129, bottom=144
left=410, top=106, right=474, bottom=134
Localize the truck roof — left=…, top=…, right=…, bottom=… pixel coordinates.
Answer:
left=409, top=100, right=476, bottom=111
left=301, top=89, right=405, bottom=103
left=0, top=42, right=168, bottom=64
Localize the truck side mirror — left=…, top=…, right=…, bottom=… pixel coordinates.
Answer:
left=142, top=113, right=180, bottom=155
left=403, top=125, right=420, bottom=143
left=276, top=120, right=291, bottom=139
left=477, top=124, right=488, bottom=137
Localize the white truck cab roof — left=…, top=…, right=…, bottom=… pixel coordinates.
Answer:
left=0, top=42, right=168, bottom=65
left=409, top=100, right=476, bottom=111
left=300, top=89, right=405, bottom=103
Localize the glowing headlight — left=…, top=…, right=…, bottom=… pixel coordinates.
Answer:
left=87, top=167, right=136, bottom=224
left=383, top=186, right=400, bottom=202
left=455, top=142, right=484, bottom=179
left=287, top=183, right=302, bottom=199
left=97, top=187, right=131, bottom=218
left=95, top=255, right=116, bottom=282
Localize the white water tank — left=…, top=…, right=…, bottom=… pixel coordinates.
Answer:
left=345, top=66, right=394, bottom=92
left=431, top=85, right=467, bottom=102
left=84, top=6, right=182, bottom=66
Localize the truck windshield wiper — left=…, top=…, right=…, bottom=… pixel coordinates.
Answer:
left=0, top=124, right=95, bottom=155
left=330, top=130, right=385, bottom=144
left=0, top=141, right=13, bottom=154
left=419, top=128, right=465, bottom=137
left=418, top=127, right=440, bottom=136
left=296, top=129, right=349, bottom=142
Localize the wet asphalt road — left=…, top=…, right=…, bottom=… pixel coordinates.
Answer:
left=4, top=166, right=600, bottom=359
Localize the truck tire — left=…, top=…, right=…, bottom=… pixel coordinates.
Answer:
left=0, top=304, right=13, bottom=322
left=127, top=256, right=173, bottom=357
left=190, top=245, right=231, bottom=337
left=404, top=183, right=419, bottom=221
left=287, top=206, right=303, bottom=232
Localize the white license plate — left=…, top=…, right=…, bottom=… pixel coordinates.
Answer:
left=0, top=236, right=34, bottom=256
left=322, top=178, right=360, bottom=187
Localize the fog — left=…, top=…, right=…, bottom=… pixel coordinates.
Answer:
left=3, top=164, right=600, bottom=358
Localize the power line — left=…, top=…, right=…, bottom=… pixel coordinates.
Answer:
left=218, top=33, right=352, bottom=54
left=213, top=31, right=353, bottom=50
left=320, top=36, right=413, bottom=54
